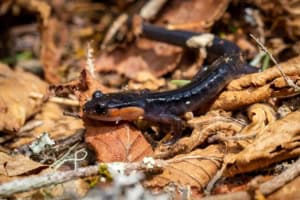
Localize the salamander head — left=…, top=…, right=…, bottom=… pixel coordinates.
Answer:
left=83, top=90, right=145, bottom=121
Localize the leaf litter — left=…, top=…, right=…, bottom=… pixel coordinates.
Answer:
left=0, top=0, right=300, bottom=199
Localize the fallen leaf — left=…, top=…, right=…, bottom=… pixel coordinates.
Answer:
left=0, top=63, right=47, bottom=132
left=267, top=176, right=300, bottom=200
left=212, top=56, right=300, bottom=111
left=96, top=0, right=229, bottom=79
left=227, top=56, right=300, bottom=91
left=224, top=110, right=300, bottom=176
left=40, top=18, right=69, bottom=83
left=85, top=123, right=153, bottom=162
left=154, top=110, right=243, bottom=159
left=8, top=102, right=84, bottom=149
left=0, top=152, right=46, bottom=176
left=145, top=145, right=224, bottom=194
left=95, top=38, right=182, bottom=79
left=237, top=103, right=276, bottom=148
left=157, top=0, right=230, bottom=32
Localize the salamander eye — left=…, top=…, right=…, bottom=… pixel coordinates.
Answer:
left=95, top=103, right=107, bottom=114
left=93, top=90, right=103, bottom=99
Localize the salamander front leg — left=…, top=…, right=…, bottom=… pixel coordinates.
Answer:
left=145, top=113, right=184, bottom=144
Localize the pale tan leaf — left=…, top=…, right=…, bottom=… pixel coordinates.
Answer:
left=145, top=145, right=224, bottom=192
left=0, top=152, right=46, bottom=176
left=0, top=63, right=47, bottom=132
left=225, top=110, right=300, bottom=176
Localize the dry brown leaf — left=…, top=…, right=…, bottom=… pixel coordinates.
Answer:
left=51, top=69, right=108, bottom=108
left=154, top=110, right=243, bottom=159
left=95, top=38, right=182, bottom=79
left=227, top=56, right=300, bottom=91
left=0, top=63, right=47, bottom=132
left=0, top=152, right=46, bottom=176
left=8, top=102, right=84, bottom=149
left=145, top=145, right=224, bottom=194
left=237, top=103, right=276, bottom=148
left=211, top=56, right=300, bottom=112
left=267, top=176, right=300, bottom=200
left=96, top=0, right=229, bottom=79
left=85, top=123, right=153, bottom=162
left=224, top=110, right=300, bottom=177
left=157, top=0, right=230, bottom=31
left=40, top=18, right=69, bottom=84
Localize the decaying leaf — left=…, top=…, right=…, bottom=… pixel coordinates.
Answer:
left=145, top=145, right=224, bottom=194
left=50, top=69, right=108, bottom=108
left=267, top=176, right=300, bottom=200
left=237, top=103, right=276, bottom=148
left=40, top=18, right=69, bottom=84
left=85, top=123, right=153, bottom=162
left=227, top=56, right=300, bottom=90
left=224, top=110, right=300, bottom=177
left=0, top=63, right=47, bottom=132
left=157, top=0, right=230, bottom=31
left=96, top=0, right=229, bottom=79
left=212, top=56, right=300, bottom=111
left=154, top=110, right=243, bottom=159
left=95, top=38, right=182, bottom=79
left=8, top=102, right=84, bottom=149
left=0, top=152, right=46, bottom=177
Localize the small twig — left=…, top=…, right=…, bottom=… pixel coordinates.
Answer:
left=205, top=162, right=227, bottom=195
left=101, top=13, right=128, bottom=50
left=140, top=0, right=168, bottom=20
left=18, top=120, right=43, bottom=134
left=30, top=92, right=80, bottom=106
left=225, top=133, right=256, bottom=141
left=63, top=111, right=81, bottom=118
left=202, top=191, right=251, bottom=200
left=86, top=41, right=95, bottom=78
left=250, top=34, right=300, bottom=91
left=50, top=142, right=80, bottom=169
left=259, top=156, right=300, bottom=195
left=0, top=159, right=165, bottom=197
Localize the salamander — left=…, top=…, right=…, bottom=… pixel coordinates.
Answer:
left=83, top=23, right=258, bottom=142
left=83, top=54, right=256, bottom=141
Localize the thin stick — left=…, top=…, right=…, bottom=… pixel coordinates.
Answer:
left=0, top=159, right=165, bottom=196
left=259, top=156, right=300, bottom=195
left=205, top=163, right=227, bottom=195
left=140, top=0, right=168, bottom=20
left=30, top=92, right=80, bottom=106
left=250, top=34, right=300, bottom=91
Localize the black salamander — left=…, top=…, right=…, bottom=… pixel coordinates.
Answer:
left=83, top=24, right=258, bottom=142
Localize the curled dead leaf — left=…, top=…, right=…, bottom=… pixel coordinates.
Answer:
left=212, top=56, right=300, bottom=113
left=227, top=56, right=300, bottom=91
left=155, top=110, right=243, bottom=159
left=224, top=110, right=300, bottom=177
left=237, top=103, right=276, bottom=148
